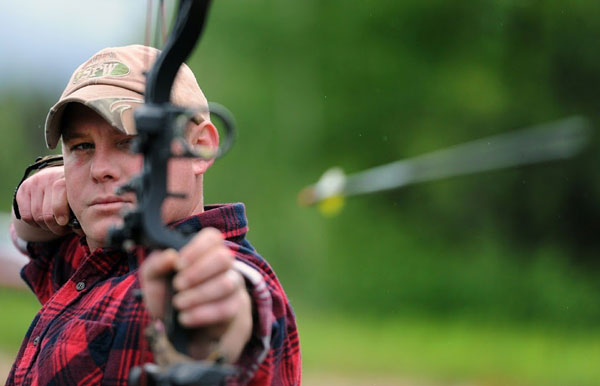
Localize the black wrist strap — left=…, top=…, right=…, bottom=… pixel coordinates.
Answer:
left=13, top=155, right=64, bottom=220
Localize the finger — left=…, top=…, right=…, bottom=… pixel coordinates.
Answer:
left=42, top=186, right=66, bottom=235
left=15, top=183, right=33, bottom=223
left=173, top=245, right=233, bottom=291
left=139, top=249, right=179, bottom=318
left=178, top=288, right=246, bottom=327
left=140, top=249, right=178, bottom=282
left=52, top=178, right=70, bottom=226
left=30, top=185, right=49, bottom=231
left=176, top=227, right=224, bottom=270
left=41, top=190, right=58, bottom=233
left=173, top=269, right=244, bottom=310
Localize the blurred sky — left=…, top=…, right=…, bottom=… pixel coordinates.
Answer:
left=0, top=0, right=163, bottom=93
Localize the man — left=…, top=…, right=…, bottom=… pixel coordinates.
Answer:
left=8, top=45, right=300, bottom=385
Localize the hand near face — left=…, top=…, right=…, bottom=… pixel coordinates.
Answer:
left=139, top=227, right=252, bottom=362
left=13, top=166, right=74, bottom=239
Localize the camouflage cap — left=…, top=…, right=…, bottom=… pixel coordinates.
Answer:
left=45, top=44, right=209, bottom=149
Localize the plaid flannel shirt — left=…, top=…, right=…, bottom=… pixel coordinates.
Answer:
left=6, top=203, right=301, bottom=385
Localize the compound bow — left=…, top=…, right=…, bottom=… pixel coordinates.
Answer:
left=106, top=1, right=237, bottom=384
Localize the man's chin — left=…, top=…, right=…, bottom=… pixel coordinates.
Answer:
left=80, top=215, right=125, bottom=247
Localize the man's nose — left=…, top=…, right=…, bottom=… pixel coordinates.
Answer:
left=90, top=146, right=121, bottom=182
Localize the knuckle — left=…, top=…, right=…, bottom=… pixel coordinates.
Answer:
left=33, top=213, right=45, bottom=224
left=39, top=166, right=63, bottom=178
left=220, top=273, right=236, bottom=294
left=205, top=227, right=223, bottom=238
left=15, top=185, right=28, bottom=202
left=218, top=248, right=234, bottom=266
left=52, top=176, right=66, bottom=188
left=199, top=227, right=224, bottom=243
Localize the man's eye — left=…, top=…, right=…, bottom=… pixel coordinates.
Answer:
left=118, top=138, right=135, bottom=151
left=71, top=142, right=94, bottom=151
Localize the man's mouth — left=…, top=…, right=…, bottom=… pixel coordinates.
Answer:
left=90, top=197, right=131, bottom=208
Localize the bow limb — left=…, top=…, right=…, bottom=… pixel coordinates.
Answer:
left=145, top=0, right=212, bottom=104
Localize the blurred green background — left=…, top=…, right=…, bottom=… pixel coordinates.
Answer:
left=1, top=1, right=600, bottom=385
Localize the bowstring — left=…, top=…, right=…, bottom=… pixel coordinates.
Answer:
left=160, top=0, right=167, bottom=45
left=144, top=0, right=153, bottom=71
left=144, top=0, right=167, bottom=75
left=153, top=1, right=162, bottom=50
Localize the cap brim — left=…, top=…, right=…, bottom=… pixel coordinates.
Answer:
left=45, top=84, right=144, bottom=149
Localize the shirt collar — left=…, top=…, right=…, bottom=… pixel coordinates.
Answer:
left=171, top=203, right=249, bottom=240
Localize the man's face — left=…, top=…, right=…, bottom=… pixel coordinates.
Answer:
left=61, top=104, right=204, bottom=250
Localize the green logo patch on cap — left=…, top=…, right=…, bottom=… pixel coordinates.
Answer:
left=73, top=61, right=130, bottom=84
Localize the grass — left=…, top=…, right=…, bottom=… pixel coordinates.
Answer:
left=297, top=308, right=600, bottom=386
left=1, top=288, right=599, bottom=386
left=0, top=288, right=39, bottom=353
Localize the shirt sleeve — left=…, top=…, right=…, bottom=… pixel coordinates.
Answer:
left=230, top=246, right=301, bottom=386
left=9, top=222, right=29, bottom=256
left=11, top=223, right=80, bottom=304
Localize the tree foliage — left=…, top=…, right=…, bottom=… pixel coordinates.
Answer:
left=3, top=0, right=600, bottom=324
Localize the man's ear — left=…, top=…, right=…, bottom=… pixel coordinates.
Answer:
left=188, top=120, right=219, bottom=175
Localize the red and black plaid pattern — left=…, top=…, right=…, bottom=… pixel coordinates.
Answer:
left=7, top=203, right=301, bottom=385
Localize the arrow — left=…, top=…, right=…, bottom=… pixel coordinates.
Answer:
left=299, top=116, right=592, bottom=215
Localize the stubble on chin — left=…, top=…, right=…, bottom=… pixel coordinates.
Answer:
left=79, top=212, right=125, bottom=248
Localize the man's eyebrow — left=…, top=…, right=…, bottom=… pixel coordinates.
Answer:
left=61, top=128, right=84, bottom=142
